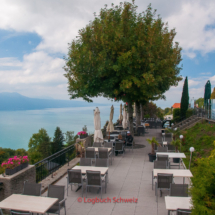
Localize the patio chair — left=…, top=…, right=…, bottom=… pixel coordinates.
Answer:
left=85, top=148, right=96, bottom=160
left=10, top=211, right=33, bottom=215
left=95, top=159, right=108, bottom=167
left=0, top=209, right=3, bottom=215
left=110, top=131, right=120, bottom=135
left=155, top=173, right=173, bottom=202
left=121, top=131, right=127, bottom=140
left=67, top=169, right=84, bottom=197
left=167, top=144, right=176, bottom=152
left=115, top=141, right=124, bottom=156
left=93, top=142, right=102, bottom=147
left=80, top=158, right=92, bottom=166
left=177, top=209, right=191, bottom=214
left=157, top=147, right=168, bottom=152
left=22, top=181, right=41, bottom=196
left=98, top=148, right=111, bottom=165
left=86, top=170, right=106, bottom=199
left=125, top=140, right=133, bottom=152
left=154, top=161, right=168, bottom=169
left=157, top=155, right=169, bottom=168
left=104, top=142, right=114, bottom=161
left=170, top=184, right=189, bottom=197
left=46, top=185, right=66, bottom=215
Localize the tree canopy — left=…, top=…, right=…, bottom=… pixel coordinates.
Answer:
left=64, top=1, right=182, bottom=104
left=180, top=76, right=189, bottom=119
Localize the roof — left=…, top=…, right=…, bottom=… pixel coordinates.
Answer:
left=172, top=103, right=181, bottom=108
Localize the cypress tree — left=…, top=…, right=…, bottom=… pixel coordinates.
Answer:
left=52, top=127, right=64, bottom=154
left=180, top=76, right=189, bottom=119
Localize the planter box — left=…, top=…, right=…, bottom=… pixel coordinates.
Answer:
left=21, top=162, right=29, bottom=170
left=5, top=162, right=28, bottom=175
left=80, top=133, right=88, bottom=139
left=173, top=158, right=180, bottom=163
left=148, top=153, right=156, bottom=162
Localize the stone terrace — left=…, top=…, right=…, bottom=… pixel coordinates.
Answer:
left=46, top=128, right=190, bottom=215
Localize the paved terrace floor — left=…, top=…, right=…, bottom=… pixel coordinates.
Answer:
left=46, top=128, right=190, bottom=215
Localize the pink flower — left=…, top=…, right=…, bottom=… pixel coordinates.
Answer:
left=18, top=162, right=20, bottom=165
left=10, top=162, right=13, bottom=164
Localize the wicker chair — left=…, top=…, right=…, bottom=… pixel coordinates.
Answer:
left=177, top=209, right=191, bottom=214
left=67, top=169, right=84, bottom=197
left=154, top=161, right=168, bottom=169
left=170, top=184, right=189, bottom=197
left=46, top=185, right=66, bottom=215
left=115, top=141, right=124, bottom=156
left=80, top=158, right=92, bottom=166
left=98, top=148, right=111, bottom=165
left=85, top=148, right=96, bottom=159
left=10, top=211, right=32, bottom=215
left=157, top=147, right=168, bottom=152
left=155, top=173, right=173, bottom=202
left=22, top=181, right=41, bottom=196
left=95, top=159, right=108, bottom=167
left=93, top=142, right=102, bottom=147
left=86, top=171, right=106, bottom=199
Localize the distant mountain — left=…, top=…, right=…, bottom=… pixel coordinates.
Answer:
left=0, top=92, right=104, bottom=111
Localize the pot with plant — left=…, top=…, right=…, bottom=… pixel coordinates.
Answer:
left=171, top=139, right=181, bottom=163
left=77, top=131, right=88, bottom=139
left=147, top=137, right=160, bottom=162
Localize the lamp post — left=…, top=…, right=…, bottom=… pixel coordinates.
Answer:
left=162, top=132, right=165, bottom=142
left=189, top=147, right=195, bottom=169
left=179, top=135, right=183, bottom=152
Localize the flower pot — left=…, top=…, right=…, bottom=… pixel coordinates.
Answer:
left=173, top=158, right=180, bottom=163
left=21, top=162, right=28, bottom=170
left=148, top=153, right=156, bottom=162
left=5, top=167, right=18, bottom=175
left=80, top=133, right=88, bottom=139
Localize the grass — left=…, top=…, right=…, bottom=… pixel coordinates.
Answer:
left=180, top=120, right=215, bottom=170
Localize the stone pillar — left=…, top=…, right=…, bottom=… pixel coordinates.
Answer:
left=0, top=165, right=36, bottom=201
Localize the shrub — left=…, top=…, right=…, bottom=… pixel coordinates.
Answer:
left=186, top=109, right=193, bottom=118
left=173, top=108, right=181, bottom=122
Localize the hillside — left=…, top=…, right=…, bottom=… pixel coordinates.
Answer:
left=0, top=92, right=104, bottom=111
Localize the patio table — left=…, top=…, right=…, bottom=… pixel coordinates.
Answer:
left=152, top=169, right=193, bottom=190
left=72, top=166, right=108, bottom=175
left=165, top=196, right=192, bottom=215
left=87, top=147, right=112, bottom=152
left=156, top=152, right=186, bottom=169
left=163, top=141, right=167, bottom=146
left=0, top=194, right=58, bottom=214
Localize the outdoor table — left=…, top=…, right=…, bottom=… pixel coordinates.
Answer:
left=109, top=134, right=119, bottom=137
left=156, top=152, right=186, bottom=169
left=0, top=194, right=58, bottom=214
left=87, top=147, right=112, bottom=152
left=165, top=196, right=192, bottom=215
left=152, top=169, right=193, bottom=190
left=72, top=166, right=108, bottom=175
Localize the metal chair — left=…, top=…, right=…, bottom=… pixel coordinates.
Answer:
left=154, top=160, right=168, bottom=169
left=80, top=158, right=92, bottom=166
left=85, top=148, right=96, bottom=159
left=86, top=170, right=106, bottom=199
left=155, top=173, right=173, bottom=202
left=98, top=148, right=111, bottom=165
left=115, top=141, right=124, bottom=156
left=157, top=155, right=169, bottom=168
left=93, top=142, right=102, bottom=147
left=125, top=140, right=133, bottom=153
left=95, top=159, right=108, bottom=167
left=157, top=147, right=168, bottom=152
left=67, top=169, right=84, bottom=197
left=104, top=142, right=114, bottom=161
left=177, top=209, right=191, bottom=214
left=10, top=211, right=33, bottom=215
left=22, top=181, right=41, bottom=196
left=46, top=185, right=66, bottom=215
left=167, top=144, right=175, bottom=152
left=170, top=184, right=189, bottom=197
left=121, top=131, right=127, bottom=140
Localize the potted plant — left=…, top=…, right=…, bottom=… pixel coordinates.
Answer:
left=75, top=141, right=85, bottom=157
left=77, top=131, right=88, bottom=139
left=171, top=139, right=181, bottom=163
left=20, top=156, right=29, bottom=169
left=147, top=137, right=160, bottom=162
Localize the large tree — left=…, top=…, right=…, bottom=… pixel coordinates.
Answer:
left=180, top=76, right=189, bottom=119
left=52, top=127, right=64, bottom=154
left=64, top=1, right=182, bottom=135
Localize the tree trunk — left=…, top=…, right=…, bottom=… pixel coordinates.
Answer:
left=136, top=102, right=141, bottom=128
left=128, top=102, right=134, bottom=136
left=140, top=104, right=143, bottom=120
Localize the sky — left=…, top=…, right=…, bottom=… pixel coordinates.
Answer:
left=0, top=0, right=215, bottom=109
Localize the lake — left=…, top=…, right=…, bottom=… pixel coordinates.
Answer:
left=0, top=105, right=120, bottom=150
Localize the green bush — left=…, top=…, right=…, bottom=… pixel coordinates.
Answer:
left=190, top=156, right=215, bottom=214
left=186, top=109, right=193, bottom=118
left=173, top=108, right=181, bottom=122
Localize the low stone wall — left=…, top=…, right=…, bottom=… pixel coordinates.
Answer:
left=0, top=165, right=36, bottom=201
left=76, top=135, right=93, bottom=148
